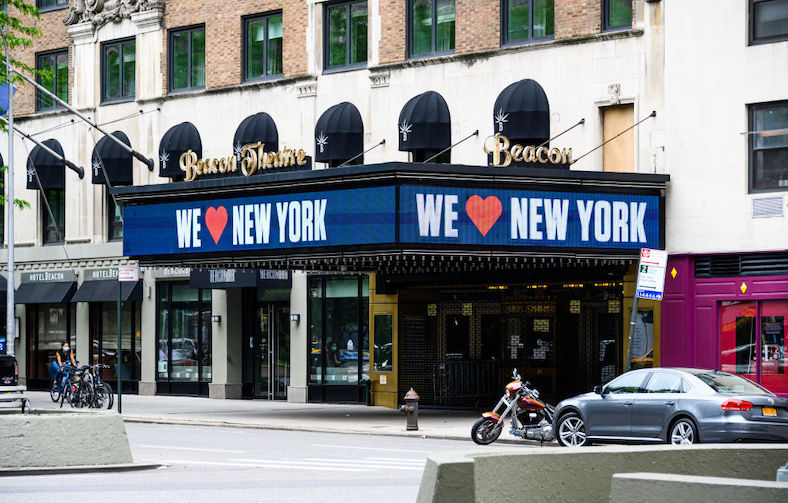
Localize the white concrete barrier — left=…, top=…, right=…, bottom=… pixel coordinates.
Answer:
left=610, top=472, right=788, bottom=502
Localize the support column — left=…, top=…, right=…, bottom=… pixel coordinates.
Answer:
left=287, top=271, right=308, bottom=403
left=138, top=269, right=156, bottom=395
left=208, top=288, right=242, bottom=399
left=75, top=302, right=90, bottom=366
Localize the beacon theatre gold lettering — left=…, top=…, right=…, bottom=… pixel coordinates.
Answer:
left=179, top=142, right=308, bottom=181
left=483, top=134, right=572, bottom=168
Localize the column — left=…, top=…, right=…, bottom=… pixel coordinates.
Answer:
left=287, top=271, right=308, bottom=402
left=75, top=302, right=90, bottom=366
left=138, top=269, right=156, bottom=395
left=208, top=288, right=242, bottom=399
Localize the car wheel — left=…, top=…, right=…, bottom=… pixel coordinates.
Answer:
left=556, top=412, right=588, bottom=447
left=471, top=417, right=502, bottom=445
left=669, top=418, right=698, bottom=445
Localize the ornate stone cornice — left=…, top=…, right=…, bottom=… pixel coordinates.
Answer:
left=63, top=0, right=165, bottom=29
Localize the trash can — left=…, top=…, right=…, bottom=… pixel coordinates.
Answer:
left=360, top=379, right=372, bottom=406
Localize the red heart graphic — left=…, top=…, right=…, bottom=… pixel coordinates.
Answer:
left=466, top=195, right=502, bottom=237
left=205, top=206, right=228, bottom=245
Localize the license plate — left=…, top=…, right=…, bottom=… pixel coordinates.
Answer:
left=762, top=407, right=777, bottom=416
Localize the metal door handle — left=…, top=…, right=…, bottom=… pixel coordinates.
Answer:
left=624, top=401, right=633, bottom=406
left=665, top=401, right=676, bottom=406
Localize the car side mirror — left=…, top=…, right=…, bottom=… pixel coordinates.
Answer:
left=594, top=385, right=604, bottom=395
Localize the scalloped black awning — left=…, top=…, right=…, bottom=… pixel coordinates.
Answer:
left=159, top=122, right=202, bottom=178
left=233, top=112, right=279, bottom=152
left=26, top=139, right=65, bottom=190
left=398, top=91, right=451, bottom=152
left=314, top=102, right=363, bottom=163
left=92, top=130, right=133, bottom=186
left=493, top=79, right=550, bottom=145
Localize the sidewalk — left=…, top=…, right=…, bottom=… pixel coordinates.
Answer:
left=25, top=391, right=513, bottom=443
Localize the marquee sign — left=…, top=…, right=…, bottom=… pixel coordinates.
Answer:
left=483, top=134, right=572, bottom=168
left=123, top=185, right=661, bottom=257
left=179, top=142, right=310, bottom=181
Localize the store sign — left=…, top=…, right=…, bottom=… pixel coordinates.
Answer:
left=179, top=142, right=309, bottom=181
left=85, top=268, right=119, bottom=280
left=634, top=248, right=668, bottom=300
left=483, top=134, right=572, bottom=168
left=118, top=266, right=140, bottom=282
left=22, top=270, right=76, bottom=283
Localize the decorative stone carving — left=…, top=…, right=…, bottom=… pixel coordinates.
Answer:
left=296, top=80, right=318, bottom=98
left=369, top=70, right=391, bottom=89
left=64, top=0, right=165, bottom=29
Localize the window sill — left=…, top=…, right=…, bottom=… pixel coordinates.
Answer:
left=749, top=187, right=788, bottom=195
left=502, top=35, right=555, bottom=48
left=749, top=35, right=788, bottom=46
left=243, top=74, right=284, bottom=84
left=100, top=97, right=136, bottom=106
left=407, top=50, right=455, bottom=62
left=322, top=63, right=367, bottom=75
left=602, top=24, right=633, bottom=33
left=39, top=4, right=68, bottom=13
left=167, top=86, right=206, bottom=96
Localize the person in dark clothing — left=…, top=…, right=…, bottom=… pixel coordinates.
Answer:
left=52, top=341, right=76, bottom=389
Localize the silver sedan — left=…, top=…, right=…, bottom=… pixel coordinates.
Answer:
left=552, top=368, right=788, bottom=446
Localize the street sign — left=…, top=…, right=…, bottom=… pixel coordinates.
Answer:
left=118, top=266, right=139, bottom=282
left=635, top=248, right=668, bottom=301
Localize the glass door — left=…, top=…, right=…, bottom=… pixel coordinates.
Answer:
left=759, top=300, right=787, bottom=395
left=254, top=302, right=290, bottom=399
left=255, top=306, right=271, bottom=398
left=720, top=301, right=758, bottom=379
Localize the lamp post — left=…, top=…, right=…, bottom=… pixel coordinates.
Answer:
left=0, top=23, right=15, bottom=355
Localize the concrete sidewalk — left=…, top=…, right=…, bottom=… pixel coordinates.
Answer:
left=25, top=392, right=527, bottom=443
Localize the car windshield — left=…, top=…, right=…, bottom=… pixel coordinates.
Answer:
left=695, top=372, right=772, bottom=395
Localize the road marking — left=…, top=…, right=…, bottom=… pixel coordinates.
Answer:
left=230, top=458, right=424, bottom=471
left=147, top=459, right=374, bottom=472
left=312, top=444, right=433, bottom=453
left=306, top=457, right=425, bottom=466
left=136, top=445, right=245, bottom=454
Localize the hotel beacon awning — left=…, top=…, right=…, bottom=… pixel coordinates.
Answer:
left=234, top=112, right=279, bottom=152
left=92, top=130, right=133, bottom=186
left=398, top=91, right=451, bottom=152
left=26, top=139, right=66, bottom=190
left=159, top=122, right=202, bottom=178
left=71, top=280, right=142, bottom=302
left=15, top=281, right=76, bottom=304
left=314, top=102, right=363, bottom=163
left=493, top=79, right=550, bottom=146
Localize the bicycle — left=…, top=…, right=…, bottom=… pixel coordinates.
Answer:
left=50, top=363, right=78, bottom=403
left=85, top=364, right=114, bottom=410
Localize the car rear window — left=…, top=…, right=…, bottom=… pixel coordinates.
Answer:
left=695, top=372, right=771, bottom=395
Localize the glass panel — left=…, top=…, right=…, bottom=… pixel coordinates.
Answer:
left=246, top=18, right=266, bottom=79
left=325, top=278, right=360, bottom=384
left=108, top=193, right=123, bottom=240
left=720, top=301, right=757, bottom=376
left=190, top=29, right=206, bottom=88
left=200, top=298, right=211, bottom=382
left=361, top=285, right=369, bottom=381
left=134, top=305, right=141, bottom=380
left=630, top=310, right=654, bottom=369
left=349, top=2, right=368, bottom=64
left=754, top=0, right=788, bottom=39
left=435, top=0, right=455, bottom=52
left=38, top=54, right=55, bottom=109
left=412, top=0, right=433, bottom=55
left=760, top=300, right=787, bottom=394
left=157, top=284, right=170, bottom=380
left=104, top=46, right=120, bottom=99
left=309, top=278, right=323, bottom=384
left=373, top=315, right=392, bottom=371
left=122, top=41, right=135, bottom=98
left=274, top=304, right=290, bottom=399
left=753, top=104, right=788, bottom=149
left=604, top=372, right=644, bottom=394
left=171, top=31, right=189, bottom=90
left=42, top=189, right=65, bottom=244
left=101, top=302, right=134, bottom=382
left=644, top=371, right=683, bottom=393
left=55, top=52, right=68, bottom=103
left=607, top=0, right=632, bottom=28
left=328, top=5, right=348, bottom=67
left=267, top=15, right=283, bottom=75
left=37, top=305, right=71, bottom=379
left=507, top=0, right=529, bottom=42
left=532, top=0, right=554, bottom=38
left=695, top=371, right=771, bottom=395
left=326, top=277, right=359, bottom=298
left=170, top=286, right=200, bottom=383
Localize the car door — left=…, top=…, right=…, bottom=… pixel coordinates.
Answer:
left=631, top=370, right=685, bottom=439
left=585, top=372, right=648, bottom=438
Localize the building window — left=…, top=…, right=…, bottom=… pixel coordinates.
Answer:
left=35, top=50, right=68, bottom=111
left=408, top=0, right=455, bottom=58
left=26, top=304, right=75, bottom=382
left=325, top=1, right=367, bottom=70
left=244, top=13, right=283, bottom=81
left=89, top=301, right=141, bottom=389
left=169, top=25, right=206, bottom=92
left=602, top=0, right=632, bottom=31
left=601, top=104, right=634, bottom=173
left=101, top=38, right=135, bottom=103
left=107, top=189, right=123, bottom=241
left=749, top=101, right=788, bottom=192
left=503, top=0, right=554, bottom=45
left=41, top=188, right=65, bottom=244
left=37, top=0, right=68, bottom=11
left=750, top=0, right=788, bottom=45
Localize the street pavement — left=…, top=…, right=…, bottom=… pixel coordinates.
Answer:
left=0, top=421, right=527, bottom=502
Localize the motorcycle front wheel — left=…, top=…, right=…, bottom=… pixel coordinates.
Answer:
left=471, top=417, right=503, bottom=445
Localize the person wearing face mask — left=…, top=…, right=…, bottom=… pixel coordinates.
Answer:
left=52, top=341, right=77, bottom=390
left=328, top=341, right=343, bottom=367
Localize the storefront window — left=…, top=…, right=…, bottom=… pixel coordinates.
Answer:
left=409, top=0, right=455, bottom=58
left=27, top=304, right=75, bottom=381
left=91, top=302, right=140, bottom=385
left=373, top=315, right=392, bottom=372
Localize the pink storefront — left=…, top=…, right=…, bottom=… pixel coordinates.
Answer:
left=662, top=253, right=788, bottom=397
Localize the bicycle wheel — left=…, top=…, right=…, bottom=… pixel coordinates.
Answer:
left=50, top=381, right=61, bottom=402
left=94, top=383, right=114, bottom=410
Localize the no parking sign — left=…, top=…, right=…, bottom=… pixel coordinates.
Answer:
left=635, top=248, right=668, bottom=301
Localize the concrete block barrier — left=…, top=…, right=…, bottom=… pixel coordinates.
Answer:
left=416, top=451, right=477, bottom=503
left=0, top=410, right=133, bottom=468
left=609, top=472, right=788, bottom=503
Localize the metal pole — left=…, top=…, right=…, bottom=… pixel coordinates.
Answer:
left=625, top=296, right=639, bottom=373
left=2, top=120, right=84, bottom=177
left=117, top=280, right=122, bottom=413
left=1, top=24, right=15, bottom=356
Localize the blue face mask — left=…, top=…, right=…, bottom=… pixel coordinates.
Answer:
left=63, top=347, right=70, bottom=352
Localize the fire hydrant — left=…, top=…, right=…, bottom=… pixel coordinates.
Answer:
left=399, top=388, right=420, bottom=431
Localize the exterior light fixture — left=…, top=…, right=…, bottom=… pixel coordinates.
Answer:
left=290, top=314, right=301, bottom=323
left=211, top=315, right=221, bottom=323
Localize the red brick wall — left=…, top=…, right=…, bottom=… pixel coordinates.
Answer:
left=455, top=0, right=499, bottom=54
left=555, top=0, right=601, bottom=40
left=379, top=0, right=406, bottom=64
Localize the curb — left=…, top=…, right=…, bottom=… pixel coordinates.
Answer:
left=0, top=463, right=164, bottom=477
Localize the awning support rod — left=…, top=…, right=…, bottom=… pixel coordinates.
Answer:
left=5, top=62, right=155, bottom=171
left=536, top=118, right=585, bottom=149
left=424, top=129, right=479, bottom=163
left=1, top=119, right=84, bottom=178
left=337, top=139, right=386, bottom=168
left=571, top=111, right=656, bottom=165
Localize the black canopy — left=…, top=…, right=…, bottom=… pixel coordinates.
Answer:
left=15, top=281, right=76, bottom=304
left=493, top=79, right=550, bottom=146
left=71, top=279, right=142, bottom=302
left=26, top=139, right=66, bottom=190
left=314, top=102, right=363, bottom=163
left=92, top=131, right=133, bottom=186
left=398, top=91, right=451, bottom=152
left=159, top=122, right=202, bottom=178
left=233, top=112, right=279, bottom=152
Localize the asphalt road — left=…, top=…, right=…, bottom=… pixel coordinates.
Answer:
left=0, top=421, right=525, bottom=502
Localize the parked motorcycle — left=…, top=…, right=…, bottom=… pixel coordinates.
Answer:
left=471, top=369, right=556, bottom=445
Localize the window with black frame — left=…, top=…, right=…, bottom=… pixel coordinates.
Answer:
left=749, top=101, right=788, bottom=192
left=750, top=0, right=788, bottom=45
left=107, top=189, right=123, bottom=241
left=325, top=1, right=367, bottom=70
left=36, top=50, right=68, bottom=111
left=41, top=188, right=65, bottom=244
left=244, top=13, right=283, bottom=81
left=37, top=0, right=67, bottom=10
left=503, top=0, right=554, bottom=45
left=102, top=38, right=135, bottom=103
left=169, top=25, right=206, bottom=92
left=409, top=0, right=455, bottom=58
left=602, top=0, right=632, bottom=31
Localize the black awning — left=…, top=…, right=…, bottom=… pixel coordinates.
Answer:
left=92, top=131, right=133, bottom=186
left=233, top=112, right=279, bottom=152
left=314, top=102, right=363, bottom=163
left=398, top=91, right=451, bottom=152
left=190, top=269, right=258, bottom=289
left=493, top=79, right=550, bottom=145
left=15, top=281, right=76, bottom=304
left=71, top=280, right=142, bottom=302
left=159, top=122, right=202, bottom=179
left=26, top=139, right=66, bottom=190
